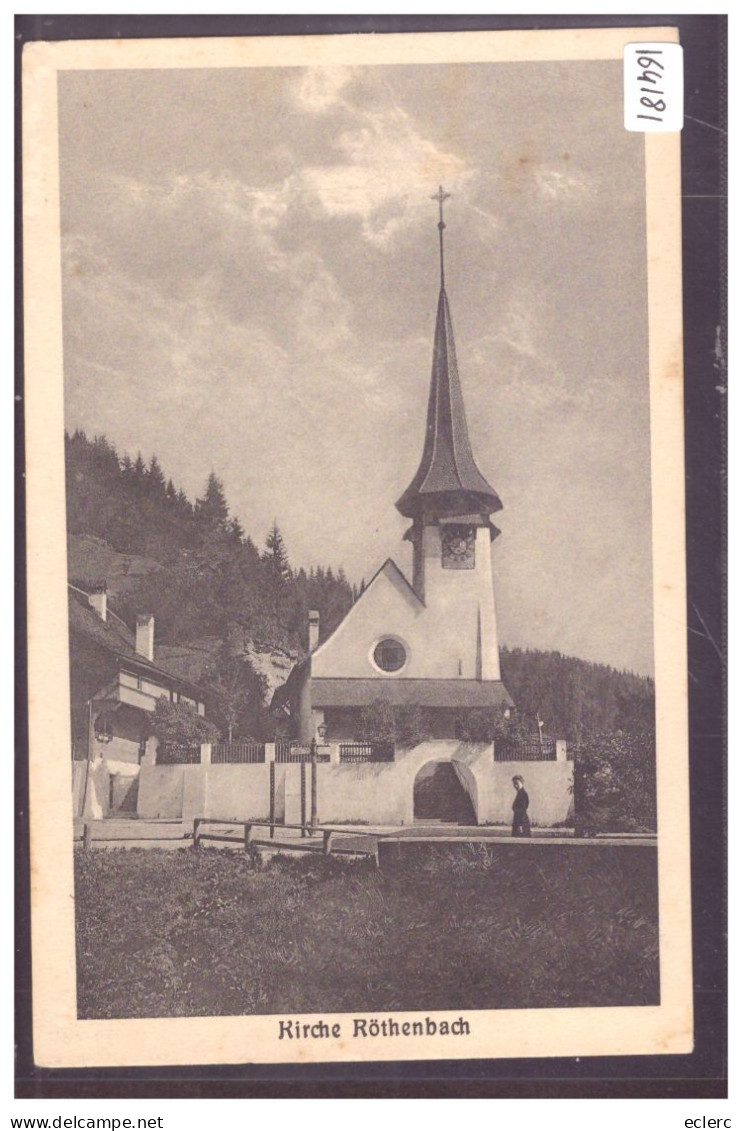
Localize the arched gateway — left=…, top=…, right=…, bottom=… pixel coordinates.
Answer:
left=413, top=760, right=477, bottom=825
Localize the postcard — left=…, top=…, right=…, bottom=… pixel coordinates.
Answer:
left=22, top=25, right=691, bottom=1068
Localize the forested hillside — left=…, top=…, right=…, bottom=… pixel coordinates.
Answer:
left=65, top=430, right=355, bottom=653
left=499, top=648, right=654, bottom=745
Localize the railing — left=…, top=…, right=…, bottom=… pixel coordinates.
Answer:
left=339, top=742, right=395, bottom=764
left=211, top=742, right=266, bottom=764
left=275, top=741, right=331, bottom=764
left=156, top=744, right=201, bottom=765
left=494, top=738, right=557, bottom=762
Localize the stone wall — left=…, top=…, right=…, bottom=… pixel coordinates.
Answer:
left=134, top=741, right=573, bottom=828
left=137, top=764, right=186, bottom=819
left=314, top=761, right=409, bottom=825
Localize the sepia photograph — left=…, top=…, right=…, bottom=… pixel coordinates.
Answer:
left=22, top=26, right=692, bottom=1068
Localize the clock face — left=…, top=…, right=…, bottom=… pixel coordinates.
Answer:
left=441, top=525, right=476, bottom=569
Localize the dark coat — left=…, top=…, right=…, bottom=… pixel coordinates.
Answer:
left=512, top=787, right=532, bottom=838
left=512, top=788, right=529, bottom=814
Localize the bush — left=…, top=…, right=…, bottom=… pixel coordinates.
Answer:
left=357, top=700, right=435, bottom=747
left=572, top=729, right=656, bottom=835
left=453, top=707, right=508, bottom=742
left=147, top=698, right=220, bottom=751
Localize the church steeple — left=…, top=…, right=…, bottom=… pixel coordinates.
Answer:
left=396, top=188, right=502, bottom=522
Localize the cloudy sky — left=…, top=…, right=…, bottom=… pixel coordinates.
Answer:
left=58, top=58, right=653, bottom=675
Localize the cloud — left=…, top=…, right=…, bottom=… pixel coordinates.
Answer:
left=534, top=166, right=593, bottom=200
left=300, top=107, right=471, bottom=246
left=100, top=104, right=471, bottom=258
left=294, top=66, right=355, bottom=112
left=189, top=101, right=474, bottom=250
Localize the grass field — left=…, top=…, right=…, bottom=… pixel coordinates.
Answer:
left=75, top=844, right=659, bottom=1019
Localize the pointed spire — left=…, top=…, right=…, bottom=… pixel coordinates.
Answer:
left=396, top=191, right=502, bottom=522
left=432, top=185, right=450, bottom=287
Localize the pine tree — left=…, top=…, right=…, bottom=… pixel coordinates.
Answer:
left=228, top=515, right=245, bottom=543
left=92, top=434, right=119, bottom=475
left=146, top=455, right=167, bottom=498
left=120, top=453, right=134, bottom=483
left=263, top=521, right=291, bottom=583
left=195, top=472, right=230, bottom=532
left=132, top=453, right=147, bottom=490
left=175, top=488, right=192, bottom=516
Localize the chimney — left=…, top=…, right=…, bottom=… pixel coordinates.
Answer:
left=308, top=610, right=320, bottom=652
left=88, top=581, right=107, bottom=622
left=135, top=614, right=155, bottom=662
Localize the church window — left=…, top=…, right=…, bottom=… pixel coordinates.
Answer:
left=373, top=638, right=407, bottom=673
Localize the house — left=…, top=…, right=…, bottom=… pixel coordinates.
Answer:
left=69, top=581, right=209, bottom=816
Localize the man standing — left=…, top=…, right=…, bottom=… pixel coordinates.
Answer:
left=511, top=775, right=531, bottom=838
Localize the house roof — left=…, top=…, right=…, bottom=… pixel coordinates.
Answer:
left=309, top=678, right=514, bottom=710
left=395, top=280, right=502, bottom=521
left=68, top=586, right=207, bottom=697
left=68, top=587, right=136, bottom=655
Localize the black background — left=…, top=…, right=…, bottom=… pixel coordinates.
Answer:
left=15, top=12, right=726, bottom=1100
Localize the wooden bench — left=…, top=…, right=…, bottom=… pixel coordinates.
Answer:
left=193, top=817, right=314, bottom=849
left=192, top=818, right=380, bottom=865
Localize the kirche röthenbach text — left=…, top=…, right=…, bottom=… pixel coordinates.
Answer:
left=278, top=1016, right=471, bottom=1040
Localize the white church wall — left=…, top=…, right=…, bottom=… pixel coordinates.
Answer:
left=317, top=762, right=408, bottom=825
left=420, top=525, right=500, bottom=680
left=311, top=563, right=423, bottom=678
left=311, top=557, right=503, bottom=685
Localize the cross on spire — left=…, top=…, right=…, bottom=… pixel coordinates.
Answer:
left=431, top=185, right=451, bottom=286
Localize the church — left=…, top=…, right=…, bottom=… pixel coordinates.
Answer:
left=133, top=189, right=572, bottom=830
left=278, top=189, right=515, bottom=746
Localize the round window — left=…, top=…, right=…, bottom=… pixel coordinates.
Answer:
left=373, top=638, right=407, bottom=673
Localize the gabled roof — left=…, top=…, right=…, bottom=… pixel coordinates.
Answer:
left=361, top=557, right=425, bottom=609
left=68, top=586, right=207, bottom=697
left=269, top=558, right=421, bottom=710
left=396, top=279, right=502, bottom=520
left=309, top=556, right=423, bottom=660
left=68, top=586, right=136, bottom=656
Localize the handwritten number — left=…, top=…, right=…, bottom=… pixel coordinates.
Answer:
left=636, top=54, right=664, bottom=70
left=640, top=96, right=666, bottom=113
left=630, top=47, right=675, bottom=127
